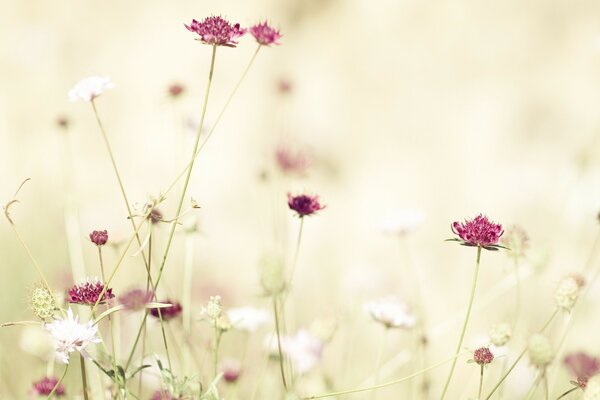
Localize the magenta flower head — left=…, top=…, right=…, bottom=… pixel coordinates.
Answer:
left=564, top=352, right=600, bottom=388
left=67, top=277, right=114, bottom=306
left=473, top=347, right=494, bottom=365
left=119, top=288, right=153, bottom=311
left=150, top=299, right=182, bottom=321
left=151, top=390, right=175, bottom=400
left=448, top=214, right=505, bottom=250
left=89, top=230, right=108, bottom=246
left=250, top=21, right=282, bottom=46
left=32, top=376, right=65, bottom=396
left=287, top=193, right=325, bottom=217
left=185, top=16, right=246, bottom=47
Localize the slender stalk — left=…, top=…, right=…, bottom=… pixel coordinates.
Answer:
left=555, top=387, right=578, bottom=399
left=80, top=353, right=90, bottom=400
left=303, top=352, right=465, bottom=399
left=138, top=224, right=152, bottom=394
left=524, top=370, right=543, bottom=400
left=544, top=371, right=549, bottom=400
left=182, top=231, right=194, bottom=340
left=485, top=308, right=559, bottom=399
left=98, top=247, right=116, bottom=366
left=372, top=327, right=388, bottom=400
left=439, top=246, right=482, bottom=400
left=478, top=365, right=484, bottom=400
left=125, top=312, right=149, bottom=369
left=213, top=323, right=222, bottom=379
left=46, top=363, right=69, bottom=400
left=273, top=296, right=289, bottom=391
left=287, top=216, right=305, bottom=287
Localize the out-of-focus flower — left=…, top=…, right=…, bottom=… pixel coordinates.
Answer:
left=282, top=330, right=324, bottom=374
left=489, top=322, right=512, bottom=347
left=260, top=254, right=286, bottom=296
left=278, top=79, right=292, bottom=94
left=150, top=299, right=182, bottom=321
left=275, top=145, right=310, bottom=175
left=185, top=16, right=246, bottom=47
left=149, top=208, right=163, bottom=224
left=473, top=347, right=494, bottom=365
left=89, top=230, right=108, bottom=246
left=32, top=376, right=65, bottom=396
left=46, top=308, right=101, bottom=364
left=30, top=283, right=56, bottom=320
left=250, top=21, right=282, bottom=46
left=67, top=277, right=114, bottom=306
left=363, top=296, right=416, bottom=329
left=378, top=209, right=425, bottom=236
left=151, top=390, right=175, bottom=400
left=20, top=326, right=54, bottom=359
left=565, top=352, right=600, bottom=388
left=202, top=295, right=223, bottom=320
left=287, top=193, right=325, bottom=217
left=555, top=277, right=581, bottom=311
left=501, top=225, right=529, bottom=257
left=528, top=334, right=554, bottom=368
left=585, top=375, right=600, bottom=399
left=220, top=358, right=242, bottom=383
left=450, top=214, right=504, bottom=250
left=227, top=307, right=271, bottom=332
left=68, top=76, right=114, bottom=102
left=56, top=116, right=69, bottom=130
left=168, top=83, right=184, bottom=98
left=119, top=289, right=153, bottom=311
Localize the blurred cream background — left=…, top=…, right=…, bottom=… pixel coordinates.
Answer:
left=1, top=0, right=600, bottom=398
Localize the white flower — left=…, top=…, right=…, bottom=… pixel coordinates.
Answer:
left=68, top=76, right=114, bottom=102
left=283, top=330, right=324, bottom=374
left=45, top=308, right=101, bottom=363
left=201, top=295, right=223, bottom=320
left=364, top=296, right=416, bottom=329
left=227, top=307, right=271, bottom=332
left=378, top=209, right=425, bottom=236
left=554, top=277, right=581, bottom=311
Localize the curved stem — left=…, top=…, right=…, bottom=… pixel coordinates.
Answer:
left=80, top=353, right=89, bottom=400
left=46, top=363, right=69, bottom=399
left=555, top=386, right=579, bottom=399
left=439, top=246, right=482, bottom=399
left=524, top=370, right=543, bottom=400
left=273, top=296, right=289, bottom=392
left=478, top=365, right=485, bottom=399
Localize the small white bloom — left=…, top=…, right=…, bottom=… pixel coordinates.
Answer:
left=68, top=76, right=114, bottom=102
left=227, top=307, right=271, bottom=332
left=554, top=277, right=581, bottom=311
left=283, top=330, right=324, bottom=374
left=378, top=209, right=425, bottom=236
left=489, top=322, right=512, bottom=347
left=585, top=375, right=600, bottom=400
left=45, top=308, right=101, bottom=363
left=201, top=295, right=223, bottom=320
left=364, top=296, right=416, bottom=329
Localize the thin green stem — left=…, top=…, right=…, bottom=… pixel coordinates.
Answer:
left=303, top=352, right=465, bottom=399
left=544, top=371, right=549, bottom=400
left=46, top=363, right=69, bottom=399
left=524, top=370, right=543, bottom=400
left=439, top=246, right=482, bottom=400
left=555, top=387, right=579, bottom=399
left=372, top=327, right=388, bottom=400
left=125, top=312, right=149, bottom=369
left=287, top=216, right=305, bottom=288
left=98, top=247, right=117, bottom=367
left=213, top=323, right=222, bottom=379
left=478, top=365, right=484, bottom=400
left=273, top=296, right=289, bottom=392
left=80, top=353, right=90, bottom=400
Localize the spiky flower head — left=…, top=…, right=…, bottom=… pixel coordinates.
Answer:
left=250, top=21, right=282, bottom=46
left=185, top=16, right=246, bottom=47
left=501, top=225, right=529, bottom=257
left=30, top=282, right=57, bottom=320
left=150, top=299, right=182, bottom=321
left=119, top=288, right=153, bottom=311
left=287, top=193, right=325, bottom=217
left=565, top=352, right=600, bottom=388
left=555, top=276, right=581, bottom=311
left=89, top=229, right=108, bottom=246
left=473, top=347, right=494, bottom=365
left=67, top=277, right=114, bottom=306
left=46, top=308, right=101, bottom=363
left=68, top=76, right=114, bottom=102
left=528, top=334, right=554, bottom=368
left=450, top=214, right=504, bottom=250
left=363, top=296, right=416, bottom=329
left=32, top=376, right=65, bottom=396
left=489, top=322, right=512, bottom=347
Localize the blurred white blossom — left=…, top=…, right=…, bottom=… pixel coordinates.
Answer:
left=378, top=209, right=425, bottom=236
left=68, top=76, right=114, bottom=102
left=227, top=307, right=271, bottom=332
left=45, top=308, right=101, bottom=363
left=364, top=296, right=416, bottom=329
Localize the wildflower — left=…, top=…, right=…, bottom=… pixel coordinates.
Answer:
left=287, top=193, right=325, bottom=217
left=378, top=209, right=425, bottom=236
left=260, top=254, right=286, bottom=296
left=67, top=277, right=114, bottom=306
left=168, top=83, right=184, bottom=98
left=363, top=296, right=416, bottom=329
left=565, top=352, right=600, bottom=388
left=68, top=76, right=114, bottom=102
left=450, top=214, right=504, bottom=250
left=473, top=347, right=494, bottom=365
left=250, top=21, right=282, bottom=46
left=489, top=322, right=512, bottom=347
left=555, top=277, right=581, bottom=311
left=275, top=145, right=310, bottom=175
left=30, top=283, right=57, bottom=320
left=202, top=295, right=223, bottom=320
left=151, top=390, right=175, bottom=400
left=227, top=307, right=271, bottom=332
left=220, top=358, right=242, bottom=383
left=150, top=299, right=182, bottom=321
left=149, top=208, right=163, bottom=224
left=185, top=16, right=246, bottom=47
left=46, top=308, right=101, bottom=363
left=89, top=229, right=108, bottom=246
left=500, top=225, right=529, bottom=257
left=119, top=288, right=153, bottom=311
left=284, top=330, right=324, bottom=374
left=32, top=376, right=65, bottom=396
left=528, top=334, right=554, bottom=368
left=585, top=375, right=600, bottom=399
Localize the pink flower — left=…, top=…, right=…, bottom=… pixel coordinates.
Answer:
left=450, top=214, right=504, bottom=250
left=89, top=230, right=108, bottom=246
left=119, top=289, right=153, bottom=311
left=185, top=16, right=246, bottom=47
left=168, top=83, right=184, bottom=98
left=287, top=193, right=325, bottom=217
left=150, top=299, right=182, bottom=321
left=220, top=358, right=242, bottom=383
left=67, top=278, right=114, bottom=306
left=151, top=390, right=175, bottom=400
left=564, top=352, right=600, bottom=388
left=32, top=376, right=65, bottom=396
left=275, top=145, right=310, bottom=175
left=473, top=347, right=494, bottom=365
left=250, top=21, right=282, bottom=46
